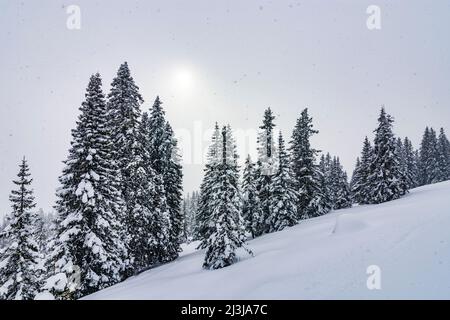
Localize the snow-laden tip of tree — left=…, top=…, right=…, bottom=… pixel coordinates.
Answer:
left=202, top=126, right=251, bottom=270
left=44, top=73, right=126, bottom=299
left=366, top=107, right=408, bottom=204
left=0, top=157, right=40, bottom=300
left=268, top=132, right=298, bottom=232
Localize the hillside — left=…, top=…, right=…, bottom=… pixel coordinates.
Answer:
left=86, top=181, right=450, bottom=299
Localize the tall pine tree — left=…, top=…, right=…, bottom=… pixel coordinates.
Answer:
left=255, top=108, right=277, bottom=235
left=290, top=108, right=321, bottom=218
left=106, top=62, right=145, bottom=266
left=202, top=126, right=249, bottom=269
left=144, top=97, right=183, bottom=261
left=268, top=132, right=298, bottom=231
left=366, top=107, right=407, bottom=204
left=196, top=123, right=222, bottom=245
left=44, top=74, right=126, bottom=299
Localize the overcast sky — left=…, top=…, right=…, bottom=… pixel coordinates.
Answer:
left=1, top=0, right=449, bottom=217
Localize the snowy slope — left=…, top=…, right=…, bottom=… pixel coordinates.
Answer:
left=86, top=181, right=450, bottom=299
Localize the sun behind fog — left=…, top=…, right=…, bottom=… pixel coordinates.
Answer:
left=173, top=67, right=195, bottom=95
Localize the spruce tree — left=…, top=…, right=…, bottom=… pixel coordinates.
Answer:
left=44, top=74, right=126, bottom=299
left=419, top=127, right=440, bottom=185
left=403, top=137, right=419, bottom=188
left=331, top=157, right=352, bottom=210
left=202, top=126, right=249, bottom=269
left=183, top=192, right=199, bottom=242
left=146, top=98, right=184, bottom=250
left=318, top=154, right=333, bottom=213
left=395, top=138, right=409, bottom=193
left=268, top=132, right=298, bottom=231
left=255, top=108, right=277, bottom=235
left=242, top=155, right=261, bottom=238
left=181, top=194, right=190, bottom=242
left=196, top=123, right=222, bottom=245
left=350, top=157, right=361, bottom=203
left=0, top=157, right=39, bottom=300
left=106, top=62, right=144, bottom=262
left=366, top=107, right=407, bottom=204
left=136, top=111, right=172, bottom=266
left=436, top=128, right=450, bottom=182
left=351, top=137, right=373, bottom=204
left=289, top=108, right=321, bottom=218
left=163, top=122, right=184, bottom=259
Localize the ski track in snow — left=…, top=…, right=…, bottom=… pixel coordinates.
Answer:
left=85, top=181, right=450, bottom=299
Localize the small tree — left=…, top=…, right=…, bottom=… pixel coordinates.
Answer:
left=242, top=155, right=261, bottom=238
left=351, top=137, right=373, bottom=204
left=268, top=132, right=298, bottom=231
left=202, top=126, right=250, bottom=269
left=0, top=158, right=40, bottom=300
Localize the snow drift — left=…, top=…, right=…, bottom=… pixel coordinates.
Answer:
left=86, top=181, right=450, bottom=299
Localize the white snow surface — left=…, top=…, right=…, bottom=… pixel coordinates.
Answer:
left=86, top=181, right=450, bottom=300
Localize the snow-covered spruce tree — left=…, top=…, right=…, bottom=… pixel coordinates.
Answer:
left=0, top=157, right=39, bottom=300
left=351, top=137, right=373, bottom=204
left=196, top=123, right=222, bottom=245
left=289, top=108, right=321, bottom=219
left=163, top=122, right=184, bottom=259
left=418, top=127, right=440, bottom=186
left=133, top=111, right=172, bottom=267
left=331, top=157, right=352, bottom=210
left=395, top=138, right=409, bottom=194
left=181, top=194, right=190, bottom=242
left=190, top=191, right=200, bottom=239
left=141, top=97, right=182, bottom=262
left=106, top=62, right=144, bottom=266
left=268, top=132, right=298, bottom=231
left=255, top=108, right=277, bottom=236
left=436, top=128, right=450, bottom=182
left=366, top=107, right=407, bottom=204
left=44, top=74, right=127, bottom=299
left=202, top=126, right=249, bottom=270
left=317, top=154, right=333, bottom=213
left=350, top=157, right=361, bottom=202
left=182, top=192, right=199, bottom=242
left=242, top=155, right=262, bottom=238
left=402, top=137, right=419, bottom=189
left=307, top=155, right=330, bottom=217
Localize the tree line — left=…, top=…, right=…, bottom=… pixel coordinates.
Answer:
left=183, top=107, right=450, bottom=269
